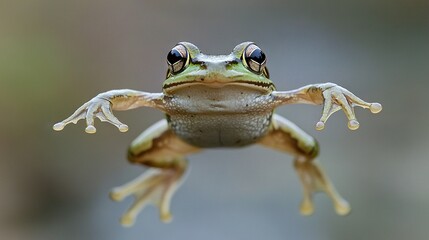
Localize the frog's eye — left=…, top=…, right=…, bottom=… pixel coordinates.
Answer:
left=167, top=44, right=189, bottom=74
left=242, top=44, right=267, bottom=75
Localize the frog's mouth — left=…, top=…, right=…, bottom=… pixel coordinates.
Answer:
left=163, top=80, right=275, bottom=94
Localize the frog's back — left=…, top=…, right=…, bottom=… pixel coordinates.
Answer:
left=164, top=85, right=273, bottom=148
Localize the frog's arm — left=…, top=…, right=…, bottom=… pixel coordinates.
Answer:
left=271, top=83, right=382, bottom=130
left=53, top=89, right=165, bottom=133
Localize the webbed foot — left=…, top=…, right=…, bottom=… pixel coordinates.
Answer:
left=110, top=164, right=186, bottom=227
left=315, top=83, right=382, bottom=131
left=53, top=93, right=128, bottom=134
left=294, top=158, right=350, bottom=216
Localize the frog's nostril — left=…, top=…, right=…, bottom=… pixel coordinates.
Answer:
left=225, top=60, right=238, bottom=66
left=225, top=61, right=239, bottom=70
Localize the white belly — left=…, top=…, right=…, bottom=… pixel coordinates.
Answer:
left=164, top=84, right=274, bottom=148
left=168, top=112, right=272, bottom=147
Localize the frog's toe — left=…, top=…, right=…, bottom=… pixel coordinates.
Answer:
left=160, top=212, right=173, bottom=223
left=110, top=167, right=185, bottom=227
left=315, top=121, right=325, bottom=131
left=118, top=124, right=129, bottom=132
left=299, top=198, right=314, bottom=216
left=53, top=122, right=65, bottom=131
left=347, top=120, right=360, bottom=130
left=120, top=213, right=136, bottom=227
left=119, top=189, right=154, bottom=227
left=333, top=197, right=351, bottom=216
left=370, top=103, right=382, bottom=114
left=85, top=125, right=96, bottom=134
left=109, top=190, right=124, bottom=202
left=159, top=182, right=180, bottom=223
left=109, top=169, right=158, bottom=202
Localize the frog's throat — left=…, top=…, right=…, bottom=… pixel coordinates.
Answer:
left=163, top=81, right=275, bottom=94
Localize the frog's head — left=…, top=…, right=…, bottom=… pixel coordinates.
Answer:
left=162, top=42, right=275, bottom=95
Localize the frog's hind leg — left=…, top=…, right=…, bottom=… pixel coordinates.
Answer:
left=110, top=119, right=200, bottom=227
left=258, top=114, right=350, bottom=216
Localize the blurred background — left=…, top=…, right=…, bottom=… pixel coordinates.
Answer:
left=1, top=0, right=428, bottom=239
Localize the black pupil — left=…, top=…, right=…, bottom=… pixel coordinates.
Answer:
left=249, top=48, right=265, bottom=64
left=167, top=49, right=183, bottom=64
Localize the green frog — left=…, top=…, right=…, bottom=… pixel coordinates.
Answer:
left=53, top=42, right=382, bottom=227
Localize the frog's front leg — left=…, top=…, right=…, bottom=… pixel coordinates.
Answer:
left=53, top=89, right=165, bottom=133
left=272, top=83, right=382, bottom=130
left=258, top=114, right=350, bottom=216
left=109, top=119, right=200, bottom=227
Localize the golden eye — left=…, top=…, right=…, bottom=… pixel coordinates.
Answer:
left=166, top=44, right=189, bottom=74
left=242, top=44, right=267, bottom=74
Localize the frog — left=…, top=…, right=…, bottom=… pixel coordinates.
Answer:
left=53, top=42, right=382, bottom=227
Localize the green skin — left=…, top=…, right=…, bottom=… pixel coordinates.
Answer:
left=53, top=42, right=382, bottom=227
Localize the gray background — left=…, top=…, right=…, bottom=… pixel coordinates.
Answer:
left=1, top=0, right=428, bottom=239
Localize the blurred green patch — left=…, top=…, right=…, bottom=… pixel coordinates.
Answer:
left=0, top=36, right=75, bottom=132
left=0, top=36, right=69, bottom=96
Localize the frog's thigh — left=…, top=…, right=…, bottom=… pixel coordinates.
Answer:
left=258, top=114, right=318, bottom=157
left=127, top=119, right=199, bottom=168
left=111, top=119, right=200, bottom=227
left=258, top=114, right=350, bottom=216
